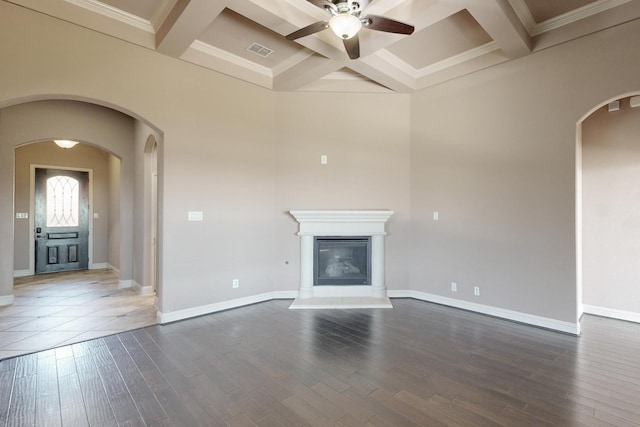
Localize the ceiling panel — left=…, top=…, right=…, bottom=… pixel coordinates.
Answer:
left=386, top=9, right=493, bottom=70
left=198, top=8, right=305, bottom=69
left=523, top=0, right=599, bottom=23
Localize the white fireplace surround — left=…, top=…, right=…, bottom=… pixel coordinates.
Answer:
left=289, top=210, right=393, bottom=307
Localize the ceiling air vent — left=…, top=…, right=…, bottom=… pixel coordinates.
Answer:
left=246, top=42, right=273, bottom=58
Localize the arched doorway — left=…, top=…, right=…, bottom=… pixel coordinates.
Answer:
left=0, top=97, right=163, bottom=315
left=577, top=92, right=640, bottom=324
left=141, top=135, right=159, bottom=297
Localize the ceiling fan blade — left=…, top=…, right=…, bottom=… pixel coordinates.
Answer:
left=343, top=34, right=360, bottom=59
left=286, top=21, right=329, bottom=41
left=362, top=15, right=414, bottom=35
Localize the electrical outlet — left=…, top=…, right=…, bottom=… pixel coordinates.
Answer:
left=474, top=286, right=480, bottom=296
left=232, top=279, right=239, bottom=288
left=451, top=282, right=457, bottom=292
left=321, top=155, right=328, bottom=164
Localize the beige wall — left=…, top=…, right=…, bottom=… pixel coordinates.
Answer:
left=1, top=1, right=640, bottom=326
left=107, top=154, right=121, bottom=272
left=582, top=98, right=640, bottom=314
left=274, top=92, right=411, bottom=291
left=410, top=18, right=640, bottom=324
left=13, top=141, right=111, bottom=272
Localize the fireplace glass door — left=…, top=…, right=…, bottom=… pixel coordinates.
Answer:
left=314, top=236, right=371, bottom=285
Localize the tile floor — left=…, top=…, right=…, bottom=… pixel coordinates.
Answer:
left=0, top=269, right=156, bottom=360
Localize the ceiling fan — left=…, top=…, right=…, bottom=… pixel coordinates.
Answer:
left=286, top=0, right=414, bottom=59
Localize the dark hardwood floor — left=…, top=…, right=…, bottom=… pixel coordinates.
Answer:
left=0, top=298, right=639, bottom=426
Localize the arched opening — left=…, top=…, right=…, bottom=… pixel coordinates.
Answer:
left=0, top=98, right=163, bottom=357
left=142, top=135, right=159, bottom=297
left=577, top=92, right=640, bottom=325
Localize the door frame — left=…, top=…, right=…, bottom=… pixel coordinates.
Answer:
left=28, top=164, right=94, bottom=275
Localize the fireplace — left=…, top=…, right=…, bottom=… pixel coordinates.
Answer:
left=289, top=210, right=393, bottom=307
left=314, top=236, right=371, bottom=286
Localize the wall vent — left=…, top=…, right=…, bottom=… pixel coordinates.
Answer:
left=246, top=42, right=273, bottom=58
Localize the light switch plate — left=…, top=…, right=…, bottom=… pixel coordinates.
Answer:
left=188, top=211, right=204, bottom=221
left=16, top=213, right=28, bottom=219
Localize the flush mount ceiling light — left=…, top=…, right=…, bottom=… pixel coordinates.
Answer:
left=54, top=140, right=79, bottom=149
left=286, top=0, right=414, bottom=60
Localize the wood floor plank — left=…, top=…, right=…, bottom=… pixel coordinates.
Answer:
left=59, top=404, right=90, bottom=427
left=153, top=387, right=209, bottom=427
left=247, top=389, right=306, bottom=427
left=35, top=395, right=62, bottom=427
left=78, top=375, right=117, bottom=426
left=6, top=373, right=36, bottom=427
left=0, top=369, right=15, bottom=425
left=310, top=381, right=374, bottom=424
left=0, top=299, right=639, bottom=426
left=254, top=414, right=287, bottom=427
left=280, top=394, right=335, bottom=427
left=341, top=386, right=427, bottom=427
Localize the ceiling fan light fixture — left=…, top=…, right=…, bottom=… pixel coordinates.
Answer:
left=54, top=139, right=79, bottom=149
left=329, top=13, right=362, bottom=39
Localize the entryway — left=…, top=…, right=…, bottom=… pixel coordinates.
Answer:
left=34, top=168, right=89, bottom=274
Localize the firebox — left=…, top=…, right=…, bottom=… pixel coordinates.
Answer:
left=314, top=236, right=371, bottom=286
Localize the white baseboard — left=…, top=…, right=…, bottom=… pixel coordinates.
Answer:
left=118, top=279, right=133, bottom=289
left=388, top=290, right=580, bottom=335
left=90, top=263, right=108, bottom=270
left=271, top=291, right=299, bottom=299
left=583, top=304, right=640, bottom=324
left=132, top=281, right=154, bottom=295
left=158, top=291, right=298, bottom=324
left=13, top=269, right=31, bottom=278
left=0, top=294, right=15, bottom=306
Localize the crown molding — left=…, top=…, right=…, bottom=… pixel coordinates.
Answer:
left=509, top=0, right=633, bottom=37
left=321, top=70, right=372, bottom=81
left=64, top=0, right=154, bottom=33
left=378, top=41, right=499, bottom=80
left=532, top=0, right=633, bottom=36
left=272, top=50, right=314, bottom=77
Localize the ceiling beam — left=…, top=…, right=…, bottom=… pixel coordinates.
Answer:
left=155, top=0, right=226, bottom=56
left=348, top=58, right=415, bottom=93
left=273, top=55, right=345, bottom=91
left=467, top=0, right=531, bottom=59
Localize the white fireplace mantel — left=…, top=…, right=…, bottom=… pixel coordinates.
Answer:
left=289, top=210, right=393, bottom=307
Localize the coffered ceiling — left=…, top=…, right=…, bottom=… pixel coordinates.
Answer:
left=7, top=0, right=640, bottom=92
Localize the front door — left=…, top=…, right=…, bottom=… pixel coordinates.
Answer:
left=35, top=168, right=89, bottom=274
